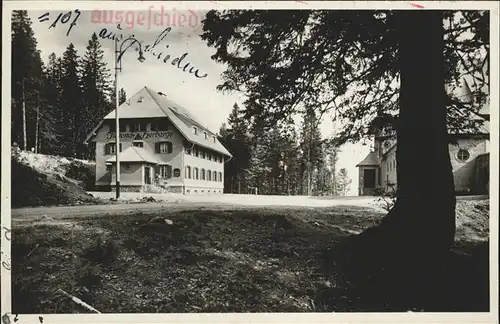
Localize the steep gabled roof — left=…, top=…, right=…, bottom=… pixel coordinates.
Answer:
left=356, top=151, right=380, bottom=167
left=86, top=87, right=232, bottom=157
left=106, top=146, right=160, bottom=164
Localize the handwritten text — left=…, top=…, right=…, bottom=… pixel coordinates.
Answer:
left=99, top=26, right=208, bottom=79
left=38, top=10, right=81, bottom=36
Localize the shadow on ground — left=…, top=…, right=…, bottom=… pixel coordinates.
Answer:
left=12, top=205, right=489, bottom=313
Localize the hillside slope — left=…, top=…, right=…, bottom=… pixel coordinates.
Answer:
left=11, top=150, right=100, bottom=208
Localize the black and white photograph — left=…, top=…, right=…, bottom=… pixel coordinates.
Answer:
left=2, top=1, right=498, bottom=322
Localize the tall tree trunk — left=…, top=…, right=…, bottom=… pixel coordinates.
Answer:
left=22, top=79, right=27, bottom=151
left=35, top=105, right=39, bottom=154
left=337, top=11, right=456, bottom=310
left=384, top=10, right=456, bottom=252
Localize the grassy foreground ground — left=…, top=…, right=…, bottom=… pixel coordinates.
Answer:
left=12, top=200, right=489, bottom=313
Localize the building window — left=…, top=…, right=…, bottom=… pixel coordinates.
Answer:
left=208, top=170, right=212, bottom=181
left=212, top=171, right=217, bottom=182
left=159, top=165, right=172, bottom=178
left=109, top=122, right=116, bottom=133
left=156, top=141, right=173, bottom=154
left=204, top=132, right=208, bottom=139
left=105, top=143, right=122, bottom=155
left=218, top=172, right=222, bottom=182
left=201, top=150, right=206, bottom=159
left=194, top=167, right=199, bottom=180
left=186, top=166, right=191, bottom=179
left=133, top=141, right=144, bottom=148
left=173, top=168, right=181, bottom=178
left=201, top=168, right=206, bottom=180
left=213, top=136, right=216, bottom=143
left=457, top=149, right=471, bottom=162
left=193, top=127, right=198, bottom=135
left=131, top=123, right=143, bottom=132
left=106, top=164, right=112, bottom=171
left=152, top=119, right=169, bottom=131
left=185, top=147, right=192, bottom=155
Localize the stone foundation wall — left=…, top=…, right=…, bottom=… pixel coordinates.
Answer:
left=111, top=185, right=141, bottom=192
left=168, top=186, right=183, bottom=194
left=94, top=185, right=112, bottom=192
left=185, top=187, right=223, bottom=194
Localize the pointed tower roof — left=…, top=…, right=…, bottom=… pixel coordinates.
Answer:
left=356, top=151, right=380, bottom=167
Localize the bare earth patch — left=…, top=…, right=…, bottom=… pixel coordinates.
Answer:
left=11, top=201, right=489, bottom=313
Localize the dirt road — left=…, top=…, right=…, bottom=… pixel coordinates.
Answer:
left=10, top=201, right=247, bottom=224
left=11, top=194, right=383, bottom=225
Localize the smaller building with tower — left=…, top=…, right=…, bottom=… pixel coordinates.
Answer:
left=356, top=78, right=490, bottom=196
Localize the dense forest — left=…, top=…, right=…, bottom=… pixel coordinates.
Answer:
left=12, top=10, right=127, bottom=159
left=11, top=10, right=350, bottom=196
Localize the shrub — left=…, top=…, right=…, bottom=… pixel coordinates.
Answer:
left=375, top=184, right=398, bottom=212
left=65, top=161, right=96, bottom=191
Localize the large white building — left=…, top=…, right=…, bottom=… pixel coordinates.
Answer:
left=85, top=86, right=233, bottom=194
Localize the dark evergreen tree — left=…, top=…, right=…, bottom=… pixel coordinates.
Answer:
left=11, top=10, right=44, bottom=150
left=37, top=58, right=63, bottom=154
left=336, top=167, right=352, bottom=196
left=59, top=43, right=83, bottom=157
left=110, top=82, right=128, bottom=107
left=79, top=33, right=112, bottom=158
left=201, top=9, right=490, bottom=308
left=219, top=103, right=252, bottom=193
left=299, top=107, right=324, bottom=195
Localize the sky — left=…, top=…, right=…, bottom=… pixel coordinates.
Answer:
left=27, top=8, right=370, bottom=195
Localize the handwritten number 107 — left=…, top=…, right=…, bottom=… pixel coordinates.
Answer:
left=40, top=9, right=81, bottom=36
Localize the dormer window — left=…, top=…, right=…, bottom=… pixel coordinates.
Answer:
left=137, top=96, right=143, bottom=103
left=193, top=127, right=198, bottom=135
left=213, top=136, right=216, bottom=143
left=204, top=132, right=208, bottom=139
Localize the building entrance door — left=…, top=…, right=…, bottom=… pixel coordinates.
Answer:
left=144, top=166, right=152, bottom=185
left=363, top=169, right=376, bottom=194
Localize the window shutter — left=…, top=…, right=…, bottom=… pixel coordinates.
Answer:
left=155, top=142, right=160, bottom=153
left=168, top=142, right=173, bottom=153
left=167, top=165, right=172, bottom=178
left=119, top=143, right=122, bottom=152
left=104, top=143, right=110, bottom=155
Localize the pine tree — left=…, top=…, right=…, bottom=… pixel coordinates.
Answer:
left=37, top=53, right=64, bottom=154
left=11, top=10, right=45, bottom=150
left=79, top=33, right=112, bottom=158
left=219, top=103, right=252, bottom=193
left=60, top=43, right=83, bottom=157
left=336, top=168, right=352, bottom=196
left=118, top=88, right=127, bottom=105
left=110, top=81, right=128, bottom=106
left=299, top=107, right=324, bottom=195
left=201, top=10, right=490, bottom=306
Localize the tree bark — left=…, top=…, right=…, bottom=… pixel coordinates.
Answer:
left=22, top=79, right=27, bottom=151
left=383, top=10, right=456, bottom=252
left=35, top=105, right=39, bottom=154
left=337, top=11, right=457, bottom=309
